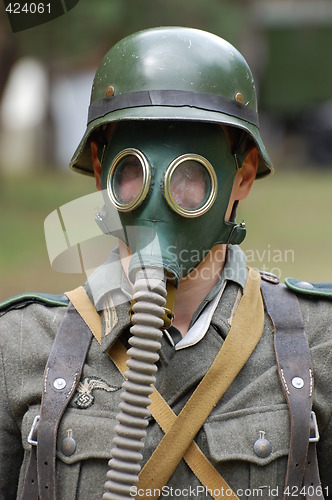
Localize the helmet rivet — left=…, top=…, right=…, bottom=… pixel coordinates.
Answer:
left=105, top=85, right=115, bottom=97
left=235, top=92, right=244, bottom=104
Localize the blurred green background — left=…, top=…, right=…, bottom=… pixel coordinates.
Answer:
left=1, top=0, right=332, bottom=301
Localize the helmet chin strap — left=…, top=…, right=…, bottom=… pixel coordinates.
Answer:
left=226, top=142, right=248, bottom=246
left=226, top=200, right=246, bottom=245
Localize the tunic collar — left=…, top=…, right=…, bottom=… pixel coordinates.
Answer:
left=85, top=244, right=247, bottom=352
left=175, top=244, right=247, bottom=350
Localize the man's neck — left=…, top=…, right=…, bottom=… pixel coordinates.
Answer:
left=172, top=244, right=227, bottom=336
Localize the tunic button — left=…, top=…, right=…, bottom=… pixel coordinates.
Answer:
left=254, top=431, right=272, bottom=458
left=61, top=430, right=76, bottom=456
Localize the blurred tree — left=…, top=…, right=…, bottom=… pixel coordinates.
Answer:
left=0, top=16, right=17, bottom=100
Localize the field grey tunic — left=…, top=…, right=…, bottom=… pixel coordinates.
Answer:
left=0, top=246, right=331, bottom=499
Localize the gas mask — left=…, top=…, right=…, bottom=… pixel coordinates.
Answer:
left=98, top=121, right=246, bottom=287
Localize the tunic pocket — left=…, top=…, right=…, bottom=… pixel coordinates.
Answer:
left=21, top=407, right=117, bottom=500
left=56, top=410, right=116, bottom=500
left=203, top=404, right=290, bottom=497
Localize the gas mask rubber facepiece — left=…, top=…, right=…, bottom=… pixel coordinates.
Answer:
left=98, top=121, right=246, bottom=287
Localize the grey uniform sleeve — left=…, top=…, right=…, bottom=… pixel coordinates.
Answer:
left=0, top=299, right=67, bottom=499
left=0, top=346, right=24, bottom=499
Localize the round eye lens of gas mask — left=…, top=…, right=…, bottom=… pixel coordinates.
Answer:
left=164, top=154, right=218, bottom=218
left=107, top=148, right=151, bottom=212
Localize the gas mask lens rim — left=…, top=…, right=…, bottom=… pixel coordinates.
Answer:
left=164, top=154, right=218, bottom=218
left=107, top=148, right=151, bottom=212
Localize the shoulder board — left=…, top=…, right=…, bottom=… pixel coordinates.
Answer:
left=285, top=278, right=332, bottom=299
left=0, top=292, right=69, bottom=316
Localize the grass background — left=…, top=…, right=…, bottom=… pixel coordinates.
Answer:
left=1, top=167, right=331, bottom=302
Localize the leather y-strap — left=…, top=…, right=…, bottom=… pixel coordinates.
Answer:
left=260, top=280, right=324, bottom=500
left=38, top=304, right=92, bottom=500
left=21, top=304, right=92, bottom=500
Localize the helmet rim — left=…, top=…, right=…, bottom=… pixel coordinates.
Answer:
left=69, top=105, right=273, bottom=179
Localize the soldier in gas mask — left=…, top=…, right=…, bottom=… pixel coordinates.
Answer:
left=0, top=27, right=331, bottom=500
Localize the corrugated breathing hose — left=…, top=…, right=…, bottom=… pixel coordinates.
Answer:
left=102, top=267, right=167, bottom=500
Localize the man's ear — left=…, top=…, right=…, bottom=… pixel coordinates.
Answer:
left=91, top=140, right=102, bottom=191
left=233, top=147, right=258, bottom=201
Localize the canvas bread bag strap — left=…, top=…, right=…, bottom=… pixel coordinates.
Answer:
left=129, top=267, right=265, bottom=497
left=69, top=269, right=265, bottom=499
left=67, top=289, right=239, bottom=499
left=110, top=340, right=239, bottom=500
left=21, top=287, right=238, bottom=500
left=260, top=279, right=324, bottom=500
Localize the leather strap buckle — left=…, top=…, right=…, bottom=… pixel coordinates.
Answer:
left=309, top=411, right=320, bottom=443
left=27, top=415, right=40, bottom=447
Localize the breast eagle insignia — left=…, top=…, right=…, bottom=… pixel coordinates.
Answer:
left=74, top=377, right=119, bottom=409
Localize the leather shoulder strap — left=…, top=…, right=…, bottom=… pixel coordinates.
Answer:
left=260, top=279, right=324, bottom=500
left=21, top=302, right=92, bottom=500
left=37, top=305, right=93, bottom=499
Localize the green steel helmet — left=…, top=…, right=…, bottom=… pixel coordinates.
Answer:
left=70, top=26, right=273, bottom=178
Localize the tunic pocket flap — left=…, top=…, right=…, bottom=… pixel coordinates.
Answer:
left=56, top=411, right=116, bottom=464
left=204, top=405, right=290, bottom=466
left=22, top=407, right=116, bottom=465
